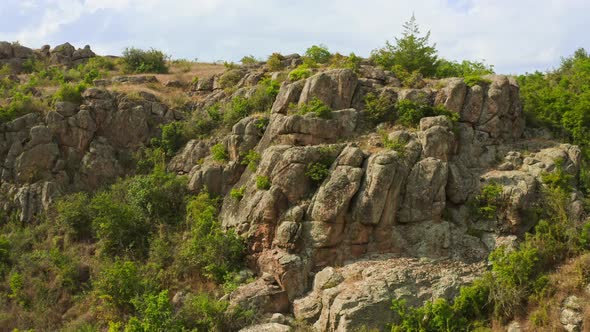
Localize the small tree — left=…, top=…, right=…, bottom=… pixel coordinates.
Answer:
left=371, top=14, right=439, bottom=77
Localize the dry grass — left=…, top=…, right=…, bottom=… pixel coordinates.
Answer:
left=511, top=253, right=590, bottom=331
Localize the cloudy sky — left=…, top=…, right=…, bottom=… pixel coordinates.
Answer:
left=0, top=0, right=588, bottom=74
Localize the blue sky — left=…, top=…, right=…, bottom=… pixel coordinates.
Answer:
left=0, top=0, right=588, bottom=74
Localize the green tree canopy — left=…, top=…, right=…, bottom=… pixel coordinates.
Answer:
left=371, top=14, right=439, bottom=76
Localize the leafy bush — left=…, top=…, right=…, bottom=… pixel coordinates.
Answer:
left=95, top=260, right=145, bottom=312
left=53, top=82, right=87, bottom=104
left=178, top=293, right=254, bottom=331
left=90, top=191, right=150, bottom=258
left=0, top=236, right=10, bottom=278
left=241, top=149, right=261, bottom=171
left=0, top=92, right=45, bottom=123
left=210, top=143, right=228, bottom=162
left=240, top=55, right=259, bottom=65
left=256, top=176, right=271, bottom=190
left=171, top=58, right=193, bottom=73
left=230, top=186, right=246, bottom=201
left=267, top=53, right=285, bottom=71
left=125, top=169, right=188, bottom=225
left=470, top=182, right=506, bottom=221
left=179, top=193, right=245, bottom=282
left=305, top=162, right=331, bottom=184
left=464, top=75, right=492, bottom=87
left=150, top=121, right=187, bottom=157
left=396, top=100, right=458, bottom=127
left=435, top=59, right=495, bottom=78
left=124, top=290, right=181, bottom=331
left=364, top=92, right=397, bottom=124
left=223, top=78, right=279, bottom=125
left=289, top=64, right=313, bottom=81
left=297, top=97, right=332, bottom=119
left=330, top=52, right=362, bottom=72
left=305, top=44, right=332, bottom=64
left=121, top=47, right=168, bottom=74
left=56, top=192, right=93, bottom=240
left=381, top=133, right=407, bottom=155
left=218, top=69, right=244, bottom=89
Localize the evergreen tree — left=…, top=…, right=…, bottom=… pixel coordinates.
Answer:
left=371, top=14, right=439, bottom=77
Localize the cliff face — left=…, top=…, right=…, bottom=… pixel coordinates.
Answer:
left=0, top=53, right=585, bottom=331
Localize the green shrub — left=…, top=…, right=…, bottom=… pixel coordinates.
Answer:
left=305, top=162, right=331, bottom=184
left=364, top=92, right=397, bottom=124
left=53, top=82, right=87, bottom=104
left=125, top=169, right=188, bottom=225
left=331, top=52, right=362, bottom=72
left=230, top=186, right=246, bottom=201
left=470, top=182, right=506, bottom=221
left=297, top=97, right=332, bottom=119
left=435, top=59, right=495, bottom=78
left=90, top=191, right=150, bottom=258
left=241, top=150, right=261, bottom=171
left=56, top=192, right=93, bottom=240
left=223, top=79, right=279, bottom=125
left=267, top=53, right=285, bottom=71
left=95, top=260, right=145, bottom=312
left=256, top=176, right=271, bottom=190
left=396, top=100, right=458, bottom=127
left=0, top=92, right=45, bottom=122
left=150, top=121, right=187, bottom=157
left=464, top=75, right=492, bottom=87
left=124, top=290, right=181, bottom=332
left=210, top=143, right=228, bottom=162
left=305, top=44, right=332, bottom=64
left=8, top=271, right=24, bottom=302
left=121, top=47, right=168, bottom=74
left=218, top=69, right=244, bottom=89
left=178, top=293, right=254, bottom=331
left=0, top=235, right=10, bottom=278
left=289, top=64, right=313, bottom=81
left=381, top=134, right=407, bottom=156
left=240, top=55, right=259, bottom=65
left=179, top=193, right=245, bottom=282
left=541, top=158, right=574, bottom=192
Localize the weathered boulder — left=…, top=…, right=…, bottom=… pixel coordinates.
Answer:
left=298, top=69, right=358, bottom=110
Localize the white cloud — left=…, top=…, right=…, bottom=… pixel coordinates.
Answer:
left=3, top=0, right=589, bottom=73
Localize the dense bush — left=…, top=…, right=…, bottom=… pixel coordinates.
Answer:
left=289, top=64, right=313, bottom=81
left=435, top=59, right=495, bottom=78
left=95, top=260, right=146, bottom=312
left=90, top=191, right=150, bottom=258
left=396, top=100, right=458, bottom=127
left=0, top=92, right=45, bottom=123
left=305, top=162, right=331, bottom=184
left=256, top=176, right=271, bottom=190
left=267, top=53, right=285, bottom=71
left=179, top=193, right=245, bottom=282
left=53, top=82, right=87, bottom=104
left=330, top=52, right=362, bottom=72
left=150, top=121, right=187, bottom=157
left=240, top=55, right=259, bottom=65
left=464, top=75, right=492, bottom=87
left=297, top=97, right=333, bottom=119
left=230, top=186, right=246, bottom=201
left=218, top=68, right=244, bottom=89
left=305, top=44, right=332, bottom=64
left=177, top=293, right=254, bottom=331
left=124, top=290, right=181, bottom=331
left=470, top=182, right=506, bottom=221
left=241, top=149, right=261, bottom=171
left=364, top=91, right=397, bottom=124
left=121, top=47, right=168, bottom=74
left=210, top=143, right=228, bottom=162
left=56, top=192, right=93, bottom=241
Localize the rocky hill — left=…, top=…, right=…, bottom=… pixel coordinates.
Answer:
left=0, top=43, right=588, bottom=331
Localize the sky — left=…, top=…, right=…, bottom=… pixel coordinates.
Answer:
left=0, top=0, right=588, bottom=74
